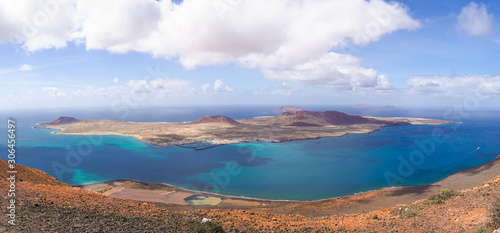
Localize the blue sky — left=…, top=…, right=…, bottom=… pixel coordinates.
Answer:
left=1, top=0, right=499, bottom=110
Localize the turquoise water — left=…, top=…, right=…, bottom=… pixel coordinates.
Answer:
left=1, top=107, right=499, bottom=201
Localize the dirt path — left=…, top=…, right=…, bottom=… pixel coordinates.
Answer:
left=104, top=187, right=192, bottom=205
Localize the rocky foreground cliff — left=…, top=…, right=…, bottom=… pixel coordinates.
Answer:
left=1, top=159, right=499, bottom=232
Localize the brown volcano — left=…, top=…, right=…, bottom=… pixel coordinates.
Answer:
left=190, top=115, right=241, bottom=125
left=269, top=111, right=392, bottom=126
left=47, top=117, right=80, bottom=125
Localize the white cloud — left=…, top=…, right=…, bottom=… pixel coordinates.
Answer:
left=148, top=77, right=195, bottom=94
left=71, top=85, right=104, bottom=97
left=0, top=0, right=420, bottom=88
left=43, top=87, right=66, bottom=97
left=262, top=52, right=393, bottom=90
left=272, top=82, right=296, bottom=96
left=44, top=77, right=194, bottom=100
left=19, top=64, right=32, bottom=71
left=0, top=0, right=78, bottom=51
left=75, top=0, right=162, bottom=53
left=118, top=77, right=195, bottom=97
left=201, top=79, right=234, bottom=94
left=113, top=77, right=119, bottom=84
left=406, top=75, right=500, bottom=95
left=151, top=0, right=420, bottom=70
left=200, top=84, right=211, bottom=94
left=457, top=2, right=495, bottom=36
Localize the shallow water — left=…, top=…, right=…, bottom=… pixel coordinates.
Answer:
left=1, top=106, right=499, bottom=201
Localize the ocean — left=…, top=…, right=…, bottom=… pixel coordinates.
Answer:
left=1, top=106, right=499, bottom=201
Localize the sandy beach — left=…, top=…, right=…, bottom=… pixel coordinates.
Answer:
left=80, top=155, right=500, bottom=217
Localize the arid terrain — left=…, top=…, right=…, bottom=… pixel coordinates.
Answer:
left=37, top=110, right=454, bottom=147
left=1, top=158, right=499, bottom=232
left=20, top=110, right=500, bottom=232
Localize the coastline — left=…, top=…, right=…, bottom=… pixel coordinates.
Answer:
left=36, top=113, right=455, bottom=147
left=37, top=121, right=427, bottom=147
left=36, top=125, right=372, bottom=147
left=3, top=157, right=499, bottom=232
left=79, top=154, right=500, bottom=215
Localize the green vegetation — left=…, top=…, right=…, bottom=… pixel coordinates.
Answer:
left=336, top=227, right=346, bottom=232
left=372, top=213, right=379, bottom=219
left=428, top=189, right=458, bottom=204
left=399, top=202, right=427, bottom=219
left=401, top=207, right=418, bottom=219
left=490, top=195, right=500, bottom=229
left=473, top=225, right=488, bottom=233
left=96, top=186, right=113, bottom=194
left=189, top=220, right=225, bottom=233
left=315, top=199, right=336, bottom=206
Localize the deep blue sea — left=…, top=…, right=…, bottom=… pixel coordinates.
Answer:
left=1, top=106, right=499, bottom=201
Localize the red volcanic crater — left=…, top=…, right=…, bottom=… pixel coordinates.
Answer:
left=272, top=111, right=389, bottom=126
left=47, top=117, right=81, bottom=125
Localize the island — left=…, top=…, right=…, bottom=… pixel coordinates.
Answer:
left=36, top=110, right=454, bottom=147
left=268, top=105, right=304, bottom=113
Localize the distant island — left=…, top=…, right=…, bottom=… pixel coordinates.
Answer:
left=36, top=108, right=454, bottom=147
left=268, top=105, right=304, bottom=113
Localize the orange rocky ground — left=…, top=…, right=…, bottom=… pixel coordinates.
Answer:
left=1, top=160, right=499, bottom=232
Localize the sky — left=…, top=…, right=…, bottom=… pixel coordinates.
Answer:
left=1, top=0, right=499, bottom=110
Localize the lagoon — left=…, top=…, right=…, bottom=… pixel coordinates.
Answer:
left=1, top=106, right=499, bottom=201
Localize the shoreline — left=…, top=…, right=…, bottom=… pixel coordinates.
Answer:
left=36, top=113, right=455, bottom=147
left=38, top=121, right=411, bottom=147
left=39, top=128, right=353, bottom=147
left=79, top=155, right=500, bottom=212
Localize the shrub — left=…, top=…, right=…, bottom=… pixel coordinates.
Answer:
left=372, top=213, right=378, bottom=219
left=336, top=227, right=346, bottom=232
left=428, top=189, right=457, bottom=204
left=473, top=225, right=488, bottom=233
left=401, top=207, right=418, bottom=219
left=189, top=220, right=225, bottom=233
left=490, top=195, right=500, bottom=229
